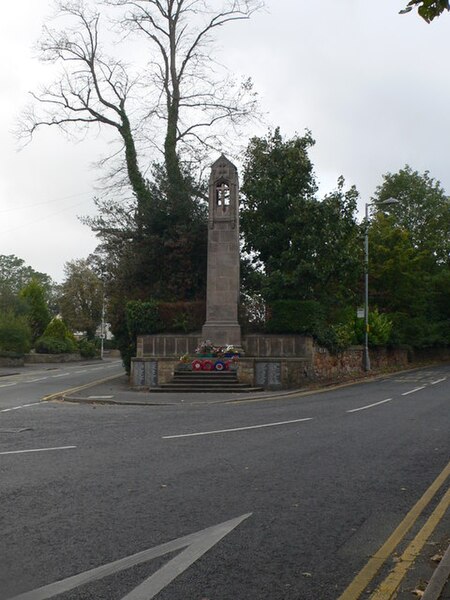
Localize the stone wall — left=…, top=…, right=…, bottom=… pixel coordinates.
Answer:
left=133, top=333, right=449, bottom=390
left=137, top=333, right=312, bottom=358
left=137, top=335, right=200, bottom=358
left=25, top=353, right=82, bottom=364
left=242, top=334, right=313, bottom=358
left=312, top=345, right=409, bottom=382
left=0, top=356, right=24, bottom=368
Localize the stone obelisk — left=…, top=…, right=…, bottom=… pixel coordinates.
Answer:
left=202, top=155, right=241, bottom=347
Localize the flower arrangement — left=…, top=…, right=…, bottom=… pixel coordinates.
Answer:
left=195, top=340, right=216, bottom=355
left=194, top=340, right=241, bottom=360
left=179, top=353, right=190, bottom=363
left=224, top=344, right=240, bottom=355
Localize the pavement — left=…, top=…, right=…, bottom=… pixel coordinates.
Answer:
left=1, top=360, right=449, bottom=598
left=58, top=373, right=323, bottom=405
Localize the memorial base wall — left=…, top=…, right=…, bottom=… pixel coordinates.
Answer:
left=131, top=334, right=449, bottom=390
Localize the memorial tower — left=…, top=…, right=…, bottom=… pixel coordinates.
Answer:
left=202, top=155, right=241, bottom=347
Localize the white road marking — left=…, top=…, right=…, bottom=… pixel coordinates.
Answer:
left=74, top=370, right=87, bottom=374
left=431, top=377, right=446, bottom=385
left=163, top=417, right=314, bottom=439
left=27, top=377, right=48, bottom=383
left=51, top=373, right=69, bottom=378
left=0, top=402, right=42, bottom=413
left=402, top=386, right=426, bottom=396
left=6, top=513, right=251, bottom=600
left=0, top=445, right=76, bottom=456
left=346, top=398, right=392, bottom=413
left=0, top=383, right=17, bottom=388
left=87, top=395, right=114, bottom=399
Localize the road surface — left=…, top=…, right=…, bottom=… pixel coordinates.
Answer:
left=0, top=363, right=448, bottom=599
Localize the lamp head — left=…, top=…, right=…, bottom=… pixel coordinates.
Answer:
left=379, top=197, right=399, bottom=206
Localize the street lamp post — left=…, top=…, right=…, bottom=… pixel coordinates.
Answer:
left=363, top=197, right=399, bottom=372
left=364, top=202, right=371, bottom=371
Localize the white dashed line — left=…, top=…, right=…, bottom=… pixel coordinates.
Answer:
left=27, top=377, right=48, bottom=383
left=163, top=417, right=314, bottom=439
left=347, top=398, right=393, bottom=413
left=51, top=373, right=70, bottom=378
left=431, top=378, right=446, bottom=385
left=0, top=402, right=42, bottom=413
left=0, top=445, right=76, bottom=456
left=74, top=370, right=87, bottom=374
left=402, top=386, right=426, bottom=396
left=0, top=383, right=17, bottom=388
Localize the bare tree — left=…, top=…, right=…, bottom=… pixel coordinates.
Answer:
left=108, top=0, right=262, bottom=198
left=20, top=0, right=263, bottom=210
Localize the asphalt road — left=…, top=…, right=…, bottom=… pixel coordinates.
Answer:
left=0, top=363, right=449, bottom=599
left=0, top=359, right=124, bottom=412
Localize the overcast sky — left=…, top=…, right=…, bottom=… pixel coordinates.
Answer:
left=1, top=1, right=449, bottom=283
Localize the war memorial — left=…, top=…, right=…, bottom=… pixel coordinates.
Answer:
left=130, top=156, right=407, bottom=392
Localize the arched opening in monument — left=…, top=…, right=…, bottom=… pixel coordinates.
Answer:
left=215, top=181, right=230, bottom=210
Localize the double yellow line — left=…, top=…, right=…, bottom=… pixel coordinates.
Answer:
left=338, top=460, right=450, bottom=600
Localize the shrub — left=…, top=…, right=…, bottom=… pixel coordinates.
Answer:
left=0, top=312, right=31, bottom=354
left=78, top=338, right=98, bottom=358
left=0, top=351, right=25, bottom=359
left=158, top=301, right=205, bottom=332
left=316, top=321, right=356, bottom=354
left=389, top=313, right=450, bottom=347
left=35, top=317, right=77, bottom=354
left=35, top=336, right=76, bottom=354
left=126, top=300, right=162, bottom=337
left=354, top=309, right=392, bottom=347
left=265, top=300, right=325, bottom=335
left=43, top=317, right=76, bottom=342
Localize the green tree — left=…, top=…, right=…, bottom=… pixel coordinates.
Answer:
left=368, top=213, right=428, bottom=316
left=369, top=167, right=450, bottom=347
left=373, top=166, right=450, bottom=265
left=400, top=0, right=449, bottom=22
left=0, top=254, right=52, bottom=315
left=19, top=279, right=51, bottom=342
left=0, top=312, right=32, bottom=355
left=59, top=259, right=103, bottom=340
left=241, top=128, right=361, bottom=315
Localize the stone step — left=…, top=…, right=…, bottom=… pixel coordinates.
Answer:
left=153, top=368, right=263, bottom=393
left=149, top=385, right=264, bottom=393
left=173, top=375, right=239, bottom=382
left=156, top=381, right=251, bottom=389
left=173, top=370, right=238, bottom=377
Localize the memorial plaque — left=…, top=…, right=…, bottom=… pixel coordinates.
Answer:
left=134, top=361, right=145, bottom=386
left=145, top=361, right=158, bottom=387
left=255, top=362, right=268, bottom=386
left=255, top=362, right=281, bottom=389
left=267, top=362, right=282, bottom=389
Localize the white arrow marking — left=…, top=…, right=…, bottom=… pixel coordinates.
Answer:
left=163, top=417, right=314, bottom=439
left=6, top=513, right=252, bottom=600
